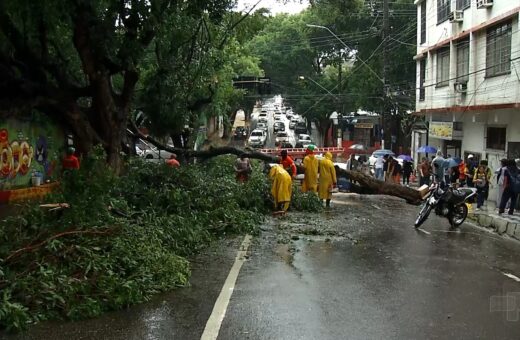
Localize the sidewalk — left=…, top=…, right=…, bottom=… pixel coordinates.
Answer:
left=469, top=204, right=520, bottom=241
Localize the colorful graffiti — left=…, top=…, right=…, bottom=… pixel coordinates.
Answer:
left=0, top=129, right=34, bottom=178
left=0, top=112, right=64, bottom=189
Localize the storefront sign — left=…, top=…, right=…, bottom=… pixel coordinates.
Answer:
left=354, top=123, right=373, bottom=129
left=429, top=121, right=454, bottom=140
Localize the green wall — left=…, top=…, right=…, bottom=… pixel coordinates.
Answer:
left=0, top=112, right=64, bottom=189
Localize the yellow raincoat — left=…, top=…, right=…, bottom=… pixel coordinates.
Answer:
left=302, top=153, right=319, bottom=192
left=269, top=165, right=292, bottom=211
left=318, top=152, right=337, bottom=200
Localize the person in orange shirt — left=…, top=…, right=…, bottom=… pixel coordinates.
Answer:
left=62, top=147, right=80, bottom=171
left=166, top=154, right=180, bottom=168
left=279, top=150, right=297, bottom=178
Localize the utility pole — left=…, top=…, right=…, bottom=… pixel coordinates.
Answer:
left=337, top=53, right=343, bottom=147
left=381, top=0, right=389, bottom=150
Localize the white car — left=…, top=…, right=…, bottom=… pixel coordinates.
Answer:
left=140, top=145, right=175, bottom=161
left=368, top=149, right=403, bottom=167
left=257, top=122, right=268, bottom=131
left=297, top=134, right=312, bottom=147
left=289, top=118, right=299, bottom=129
left=275, top=132, right=290, bottom=144
left=248, top=129, right=267, bottom=148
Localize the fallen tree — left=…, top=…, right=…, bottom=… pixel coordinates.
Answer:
left=335, top=166, right=423, bottom=205
left=131, top=126, right=423, bottom=204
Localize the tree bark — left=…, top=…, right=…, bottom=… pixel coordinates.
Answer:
left=334, top=166, right=423, bottom=204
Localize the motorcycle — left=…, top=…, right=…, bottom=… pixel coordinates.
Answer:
left=415, top=183, right=477, bottom=229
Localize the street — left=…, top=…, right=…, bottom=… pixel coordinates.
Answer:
left=7, top=194, right=520, bottom=340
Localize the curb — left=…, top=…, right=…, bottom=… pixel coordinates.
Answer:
left=468, top=212, right=520, bottom=241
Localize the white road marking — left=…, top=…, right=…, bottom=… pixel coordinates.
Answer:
left=501, top=272, right=520, bottom=282
left=200, top=235, right=252, bottom=340
left=417, top=228, right=431, bottom=235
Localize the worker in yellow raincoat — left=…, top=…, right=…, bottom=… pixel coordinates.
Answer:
left=302, top=145, right=319, bottom=193
left=318, top=152, right=337, bottom=207
left=269, top=165, right=292, bottom=212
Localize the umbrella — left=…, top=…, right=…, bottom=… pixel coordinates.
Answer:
left=417, top=145, right=437, bottom=153
left=349, top=144, right=366, bottom=150
left=443, top=157, right=462, bottom=168
left=398, top=155, right=413, bottom=162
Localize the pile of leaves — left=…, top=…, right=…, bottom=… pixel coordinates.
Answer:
left=0, top=149, right=321, bottom=331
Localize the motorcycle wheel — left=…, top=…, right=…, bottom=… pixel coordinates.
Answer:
left=449, top=204, right=468, bottom=228
left=415, top=202, right=432, bottom=228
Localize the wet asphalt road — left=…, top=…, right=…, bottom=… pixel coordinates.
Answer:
left=5, top=194, right=520, bottom=340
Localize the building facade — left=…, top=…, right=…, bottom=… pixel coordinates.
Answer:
left=413, top=0, right=520, bottom=202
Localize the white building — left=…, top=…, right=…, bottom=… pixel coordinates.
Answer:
left=412, top=0, right=520, bottom=201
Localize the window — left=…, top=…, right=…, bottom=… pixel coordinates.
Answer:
left=456, top=39, right=469, bottom=83
left=486, top=127, right=506, bottom=150
left=456, top=0, right=470, bottom=10
left=420, top=2, right=426, bottom=44
left=419, top=59, right=426, bottom=101
left=486, top=21, right=512, bottom=77
left=437, top=0, right=451, bottom=24
left=436, top=47, right=450, bottom=87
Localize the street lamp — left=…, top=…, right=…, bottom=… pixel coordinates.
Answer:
left=306, top=24, right=384, bottom=84
left=298, top=75, right=339, bottom=100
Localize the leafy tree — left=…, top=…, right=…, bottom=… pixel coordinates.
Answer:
left=0, top=0, right=254, bottom=168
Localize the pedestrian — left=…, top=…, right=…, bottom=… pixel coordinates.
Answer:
left=269, top=165, right=292, bottom=212
left=476, top=160, right=492, bottom=201
left=458, top=161, right=467, bottom=186
left=383, top=154, right=390, bottom=181
left=499, top=159, right=520, bottom=215
left=166, top=153, right=180, bottom=168
left=374, top=155, right=384, bottom=180
left=62, top=146, right=80, bottom=171
left=474, top=165, right=488, bottom=210
left=318, top=152, right=337, bottom=208
left=279, top=149, right=297, bottom=178
left=346, top=153, right=358, bottom=171
left=450, top=165, right=459, bottom=186
left=432, top=151, right=445, bottom=184
left=419, top=157, right=431, bottom=186
left=302, top=145, right=319, bottom=193
left=234, top=154, right=252, bottom=182
left=402, top=160, right=413, bottom=186
left=496, top=158, right=507, bottom=208
left=466, top=154, right=476, bottom=187
left=386, top=156, right=400, bottom=183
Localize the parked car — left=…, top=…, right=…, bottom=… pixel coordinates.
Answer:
left=141, top=145, right=175, bottom=161
left=248, top=129, right=267, bottom=148
left=273, top=122, right=285, bottom=133
left=275, top=132, right=290, bottom=145
left=233, top=126, right=248, bottom=140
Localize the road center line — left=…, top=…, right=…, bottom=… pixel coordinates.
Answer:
left=200, top=234, right=252, bottom=340
left=417, top=228, right=431, bottom=235
left=501, top=271, right=520, bottom=282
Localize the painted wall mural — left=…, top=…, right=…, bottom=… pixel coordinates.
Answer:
left=0, top=112, right=64, bottom=190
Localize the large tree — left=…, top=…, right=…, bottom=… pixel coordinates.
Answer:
left=0, top=0, right=241, bottom=169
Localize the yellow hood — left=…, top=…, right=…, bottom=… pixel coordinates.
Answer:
left=325, top=152, right=333, bottom=161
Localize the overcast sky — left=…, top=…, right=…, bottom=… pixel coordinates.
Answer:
left=235, top=0, right=309, bottom=15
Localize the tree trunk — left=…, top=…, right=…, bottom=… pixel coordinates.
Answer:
left=335, top=166, right=422, bottom=204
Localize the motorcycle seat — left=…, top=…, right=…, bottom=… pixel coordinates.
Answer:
left=456, top=188, right=477, bottom=197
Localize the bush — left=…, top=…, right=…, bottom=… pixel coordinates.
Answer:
left=0, top=151, right=318, bottom=331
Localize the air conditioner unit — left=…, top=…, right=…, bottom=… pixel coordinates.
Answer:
left=477, top=0, right=493, bottom=9
left=449, top=10, right=464, bottom=23
left=454, top=81, right=467, bottom=93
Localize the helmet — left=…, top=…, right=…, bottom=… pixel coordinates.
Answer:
left=307, top=144, right=316, bottom=151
